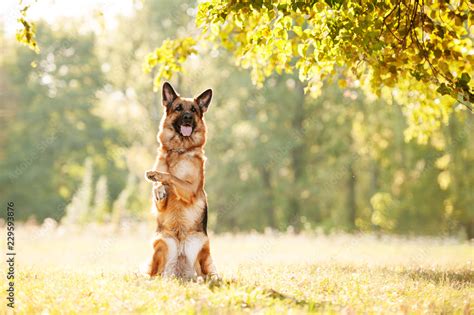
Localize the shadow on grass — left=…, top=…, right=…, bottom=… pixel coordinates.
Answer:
left=211, top=277, right=334, bottom=312
left=399, top=268, right=474, bottom=288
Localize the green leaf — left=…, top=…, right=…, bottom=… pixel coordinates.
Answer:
left=459, top=72, right=471, bottom=85
left=436, top=83, right=451, bottom=96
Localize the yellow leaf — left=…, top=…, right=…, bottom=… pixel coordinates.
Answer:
left=338, top=79, right=347, bottom=88
left=293, top=26, right=303, bottom=36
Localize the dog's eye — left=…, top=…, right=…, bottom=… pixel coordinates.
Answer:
left=191, top=107, right=196, bottom=113
left=175, top=104, right=183, bottom=111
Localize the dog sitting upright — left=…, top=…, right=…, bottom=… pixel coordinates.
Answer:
left=145, top=82, right=217, bottom=279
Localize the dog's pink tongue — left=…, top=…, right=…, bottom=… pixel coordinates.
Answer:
left=181, top=125, right=192, bottom=136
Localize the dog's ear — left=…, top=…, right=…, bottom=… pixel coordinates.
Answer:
left=195, top=89, right=212, bottom=113
left=162, top=82, right=178, bottom=107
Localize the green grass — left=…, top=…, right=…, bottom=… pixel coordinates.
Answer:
left=1, top=224, right=472, bottom=314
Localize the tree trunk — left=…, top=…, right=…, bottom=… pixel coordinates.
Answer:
left=347, top=161, right=357, bottom=230
left=369, top=160, right=379, bottom=231
left=288, top=81, right=306, bottom=232
left=464, top=222, right=474, bottom=240
left=260, top=165, right=276, bottom=229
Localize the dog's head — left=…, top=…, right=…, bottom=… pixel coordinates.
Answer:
left=158, top=82, right=213, bottom=151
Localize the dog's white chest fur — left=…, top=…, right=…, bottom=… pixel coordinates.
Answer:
left=170, top=156, right=195, bottom=179
left=162, top=234, right=207, bottom=278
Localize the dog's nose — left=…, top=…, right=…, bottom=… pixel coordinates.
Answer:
left=183, top=113, right=193, bottom=122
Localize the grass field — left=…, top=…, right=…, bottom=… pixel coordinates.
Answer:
left=1, top=223, right=473, bottom=314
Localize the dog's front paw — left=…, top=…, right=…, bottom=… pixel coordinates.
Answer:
left=146, top=170, right=170, bottom=183
left=154, top=184, right=168, bottom=201
left=146, top=170, right=159, bottom=182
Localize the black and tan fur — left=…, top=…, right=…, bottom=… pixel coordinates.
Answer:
left=145, top=82, right=216, bottom=279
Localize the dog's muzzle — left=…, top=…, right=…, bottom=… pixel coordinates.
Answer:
left=180, top=113, right=193, bottom=137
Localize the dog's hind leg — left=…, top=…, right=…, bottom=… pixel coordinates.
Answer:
left=147, top=235, right=169, bottom=277
left=196, top=240, right=217, bottom=278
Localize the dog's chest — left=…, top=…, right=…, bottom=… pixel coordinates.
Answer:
left=166, top=152, right=200, bottom=179
left=170, top=159, right=194, bottom=180
left=161, top=152, right=205, bottom=238
left=160, top=198, right=205, bottom=240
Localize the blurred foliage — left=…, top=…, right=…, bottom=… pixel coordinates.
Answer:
left=147, top=0, right=473, bottom=142
left=1, top=22, right=128, bottom=221
left=62, top=158, right=94, bottom=225
left=203, top=71, right=473, bottom=237
left=2, top=0, right=473, bottom=238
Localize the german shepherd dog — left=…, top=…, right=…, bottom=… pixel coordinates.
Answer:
left=144, top=82, right=217, bottom=279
